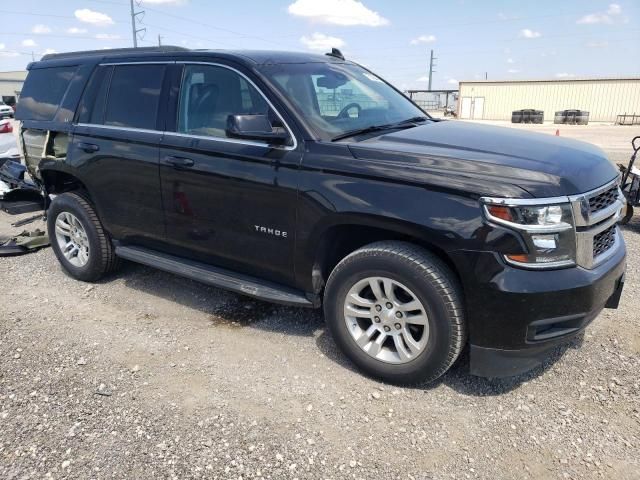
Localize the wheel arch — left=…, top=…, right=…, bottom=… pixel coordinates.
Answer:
left=41, top=168, right=89, bottom=196
left=304, top=216, right=462, bottom=295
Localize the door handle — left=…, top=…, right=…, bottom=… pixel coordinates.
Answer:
left=76, top=142, right=100, bottom=153
left=164, top=155, right=195, bottom=168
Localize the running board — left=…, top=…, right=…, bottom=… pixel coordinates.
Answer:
left=115, top=245, right=315, bottom=307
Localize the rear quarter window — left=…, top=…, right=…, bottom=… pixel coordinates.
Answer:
left=17, top=66, right=78, bottom=121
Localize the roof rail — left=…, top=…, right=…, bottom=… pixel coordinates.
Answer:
left=40, top=46, right=189, bottom=61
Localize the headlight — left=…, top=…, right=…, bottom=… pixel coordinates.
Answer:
left=483, top=200, right=576, bottom=269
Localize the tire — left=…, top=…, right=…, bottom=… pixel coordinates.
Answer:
left=323, top=241, right=466, bottom=385
left=47, top=191, right=120, bottom=282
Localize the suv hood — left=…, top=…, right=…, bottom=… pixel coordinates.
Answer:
left=349, top=120, right=618, bottom=198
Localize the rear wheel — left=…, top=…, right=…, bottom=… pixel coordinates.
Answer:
left=324, top=241, right=466, bottom=385
left=47, top=192, right=120, bottom=281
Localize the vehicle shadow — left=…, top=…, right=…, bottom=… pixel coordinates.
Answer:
left=115, top=261, right=583, bottom=395
left=116, top=261, right=323, bottom=337
left=314, top=328, right=584, bottom=396
left=621, top=217, right=640, bottom=234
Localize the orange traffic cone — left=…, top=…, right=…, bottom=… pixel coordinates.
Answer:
left=555, top=129, right=560, bottom=136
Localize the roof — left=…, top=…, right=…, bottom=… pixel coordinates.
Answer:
left=36, top=47, right=348, bottom=67
left=459, top=76, right=640, bottom=85
left=0, top=71, right=28, bottom=81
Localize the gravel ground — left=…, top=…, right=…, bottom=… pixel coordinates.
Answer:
left=1, top=133, right=640, bottom=479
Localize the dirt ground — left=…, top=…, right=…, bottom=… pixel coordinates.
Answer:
left=1, top=124, right=640, bottom=479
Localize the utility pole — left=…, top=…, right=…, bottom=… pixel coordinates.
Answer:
left=428, top=49, right=437, bottom=91
left=129, top=0, right=145, bottom=48
left=158, top=34, right=163, bottom=46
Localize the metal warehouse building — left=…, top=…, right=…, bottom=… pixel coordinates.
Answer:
left=458, top=77, right=640, bottom=123
left=0, top=71, right=27, bottom=104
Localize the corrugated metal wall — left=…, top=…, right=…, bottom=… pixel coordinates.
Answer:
left=458, top=79, right=640, bottom=122
left=0, top=71, right=27, bottom=98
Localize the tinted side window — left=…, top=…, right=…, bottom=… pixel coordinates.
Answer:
left=77, top=66, right=112, bottom=124
left=104, top=64, right=165, bottom=129
left=17, top=66, right=78, bottom=121
left=178, top=64, right=269, bottom=138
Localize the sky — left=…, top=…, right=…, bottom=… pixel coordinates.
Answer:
left=0, top=0, right=638, bottom=90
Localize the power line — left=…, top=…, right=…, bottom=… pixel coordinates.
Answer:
left=140, top=4, right=287, bottom=47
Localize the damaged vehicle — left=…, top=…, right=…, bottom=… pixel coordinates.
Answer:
left=0, top=119, right=19, bottom=163
left=15, top=47, right=626, bottom=384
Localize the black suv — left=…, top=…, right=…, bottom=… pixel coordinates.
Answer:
left=15, top=47, right=626, bottom=384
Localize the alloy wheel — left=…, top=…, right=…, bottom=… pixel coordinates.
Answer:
left=54, top=211, right=90, bottom=268
left=343, top=276, right=429, bottom=364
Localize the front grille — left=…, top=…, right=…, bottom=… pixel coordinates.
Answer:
left=593, top=225, right=616, bottom=258
left=588, top=185, right=618, bottom=215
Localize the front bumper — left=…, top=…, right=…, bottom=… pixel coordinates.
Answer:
left=450, top=236, right=626, bottom=378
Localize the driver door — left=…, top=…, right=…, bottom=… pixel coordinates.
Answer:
left=158, top=63, right=302, bottom=286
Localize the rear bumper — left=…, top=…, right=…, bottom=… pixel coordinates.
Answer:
left=450, top=237, right=626, bottom=378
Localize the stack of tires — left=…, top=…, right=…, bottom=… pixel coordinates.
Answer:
left=554, top=110, right=590, bottom=125
left=511, top=109, right=544, bottom=124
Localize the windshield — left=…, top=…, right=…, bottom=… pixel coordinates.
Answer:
left=259, top=62, right=428, bottom=141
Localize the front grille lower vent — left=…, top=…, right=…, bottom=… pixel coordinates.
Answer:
left=593, top=225, right=616, bottom=258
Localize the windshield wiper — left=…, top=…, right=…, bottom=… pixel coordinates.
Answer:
left=330, top=116, right=430, bottom=142
left=400, top=116, right=430, bottom=124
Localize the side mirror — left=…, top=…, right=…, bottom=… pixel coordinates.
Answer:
left=226, top=114, right=290, bottom=145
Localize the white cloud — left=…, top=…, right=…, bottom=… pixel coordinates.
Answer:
left=555, top=72, right=576, bottom=78
left=607, top=3, right=622, bottom=15
left=288, top=0, right=388, bottom=27
left=416, top=76, right=429, bottom=82
left=140, top=0, right=187, bottom=3
left=577, top=13, right=611, bottom=24
left=577, top=3, right=622, bottom=24
left=300, top=32, right=345, bottom=51
left=43, top=48, right=58, bottom=55
left=75, top=9, right=114, bottom=26
left=67, top=27, right=88, bottom=34
left=0, top=43, right=19, bottom=58
left=507, top=68, right=521, bottom=74
left=519, top=28, right=541, bottom=38
left=586, top=40, right=608, bottom=48
left=410, top=34, right=436, bottom=45
left=32, top=24, right=52, bottom=34
left=22, top=39, right=37, bottom=47
left=507, top=58, right=514, bottom=64
left=447, top=78, right=458, bottom=85
left=95, top=33, right=121, bottom=40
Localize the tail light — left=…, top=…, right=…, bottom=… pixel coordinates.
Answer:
left=0, top=121, right=13, bottom=134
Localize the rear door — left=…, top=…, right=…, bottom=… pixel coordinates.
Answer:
left=72, top=63, right=167, bottom=243
left=158, top=62, right=302, bottom=285
left=472, top=97, right=485, bottom=119
left=460, top=97, right=472, bottom=119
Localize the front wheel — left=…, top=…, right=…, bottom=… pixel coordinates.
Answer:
left=323, top=241, right=466, bottom=385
